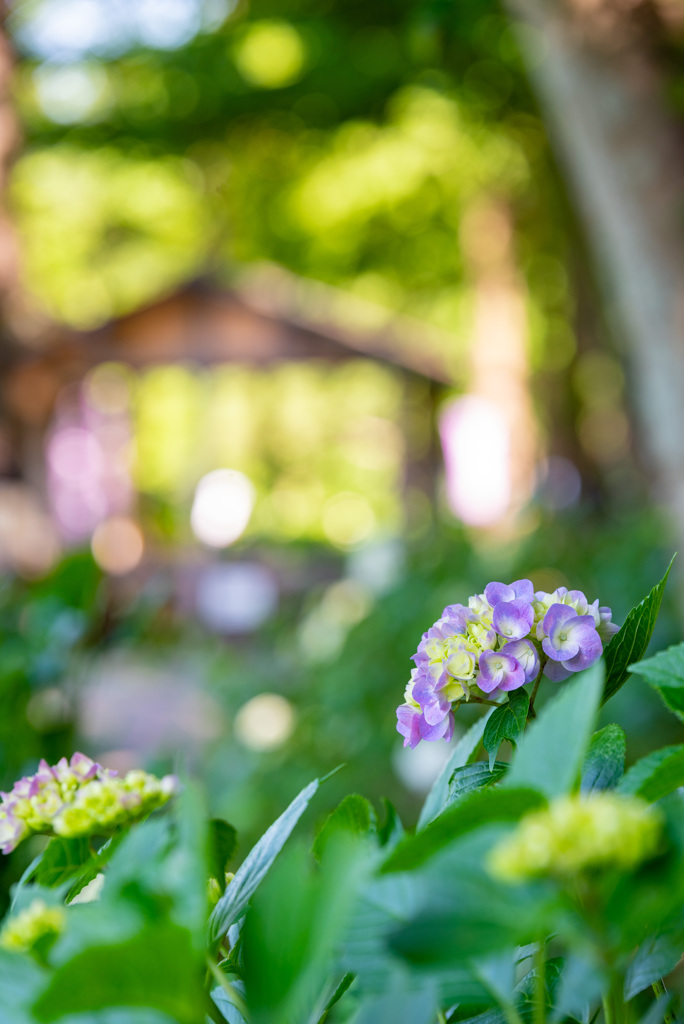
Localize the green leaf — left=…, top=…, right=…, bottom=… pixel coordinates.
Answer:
left=313, top=794, right=376, bottom=860
left=242, top=834, right=369, bottom=1024
left=581, top=724, right=626, bottom=793
left=417, top=709, right=494, bottom=828
left=602, top=554, right=675, bottom=704
left=377, top=799, right=403, bottom=849
left=483, top=690, right=530, bottom=771
left=208, top=776, right=321, bottom=946
left=32, top=923, right=203, bottom=1024
left=317, top=972, right=355, bottom=1022
left=351, top=980, right=436, bottom=1024
left=616, top=745, right=684, bottom=802
left=447, top=761, right=508, bottom=805
left=211, top=980, right=248, bottom=1024
left=381, top=786, right=546, bottom=874
left=209, top=819, right=238, bottom=892
left=624, top=932, right=684, bottom=999
left=33, top=837, right=92, bottom=888
left=630, top=642, right=684, bottom=722
left=506, top=662, right=603, bottom=799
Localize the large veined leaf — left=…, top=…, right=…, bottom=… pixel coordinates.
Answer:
left=616, top=745, right=684, bottom=802
left=33, top=837, right=91, bottom=888
left=417, top=710, right=493, bottom=829
left=630, top=642, right=684, bottom=721
left=381, top=787, right=545, bottom=874
left=208, top=776, right=322, bottom=945
left=506, top=662, right=603, bottom=799
left=483, top=689, right=529, bottom=771
left=32, top=923, right=202, bottom=1024
left=602, top=555, right=674, bottom=705
left=351, top=979, right=436, bottom=1024
left=581, top=724, right=626, bottom=793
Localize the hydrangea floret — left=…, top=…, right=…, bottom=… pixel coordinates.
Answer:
left=0, top=899, right=65, bottom=954
left=0, top=753, right=178, bottom=855
left=487, top=793, right=662, bottom=882
left=397, top=579, right=619, bottom=748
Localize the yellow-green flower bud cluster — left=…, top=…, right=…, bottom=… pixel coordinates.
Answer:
left=0, top=754, right=178, bottom=854
left=0, top=899, right=65, bottom=954
left=488, top=793, right=662, bottom=882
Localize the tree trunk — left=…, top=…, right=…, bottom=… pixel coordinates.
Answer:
left=504, top=0, right=684, bottom=577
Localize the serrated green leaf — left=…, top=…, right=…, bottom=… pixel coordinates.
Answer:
left=581, top=724, right=626, bottom=793
left=208, top=776, right=321, bottom=946
left=630, top=642, right=684, bottom=723
left=483, top=690, right=529, bottom=771
left=33, top=837, right=92, bottom=888
left=381, top=786, right=545, bottom=874
left=506, top=662, right=603, bottom=798
left=313, top=794, right=376, bottom=860
left=447, top=761, right=508, bottom=805
left=602, top=554, right=675, bottom=704
left=417, top=710, right=494, bottom=829
left=616, top=745, right=684, bottom=802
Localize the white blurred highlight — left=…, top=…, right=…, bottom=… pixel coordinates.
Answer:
left=234, top=693, right=295, bottom=752
left=190, top=469, right=256, bottom=547
left=440, top=396, right=511, bottom=527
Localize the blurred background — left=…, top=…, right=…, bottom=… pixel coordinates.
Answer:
left=0, top=0, right=682, bottom=885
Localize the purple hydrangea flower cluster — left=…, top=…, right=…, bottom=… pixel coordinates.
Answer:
left=397, top=580, right=619, bottom=749
left=0, top=753, right=178, bottom=854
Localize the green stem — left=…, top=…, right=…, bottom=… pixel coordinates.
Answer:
left=206, top=957, right=250, bottom=1021
left=652, top=979, right=675, bottom=1024
left=534, top=940, right=546, bottom=1024
left=527, top=659, right=546, bottom=719
left=602, top=995, right=615, bottom=1024
left=471, top=696, right=504, bottom=708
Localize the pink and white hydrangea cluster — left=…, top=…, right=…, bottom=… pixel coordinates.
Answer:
left=397, top=580, right=619, bottom=749
left=0, top=753, right=178, bottom=854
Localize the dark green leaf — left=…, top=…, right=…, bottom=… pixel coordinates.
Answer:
left=617, top=745, right=684, bottom=802
left=208, top=776, right=321, bottom=946
left=630, top=642, right=684, bottom=722
left=483, top=691, right=529, bottom=772
left=418, top=709, right=494, bottom=828
left=602, top=555, right=675, bottom=704
left=581, top=724, right=626, bottom=793
left=32, top=923, right=202, bottom=1024
left=209, top=819, right=238, bottom=891
left=381, top=786, right=546, bottom=874
left=506, top=662, right=603, bottom=799
left=554, top=953, right=605, bottom=1024
left=33, top=837, right=91, bottom=888
left=624, top=932, right=683, bottom=999
left=377, top=799, right=403, bottom=849
left=313, top=794, right=376, bottom=859
left=447, top=761, right=508, bottom=805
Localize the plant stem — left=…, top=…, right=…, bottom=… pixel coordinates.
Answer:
left=652, top=979, right=676, bottom=1023
left=534, top=940, right=546, bottom=1024
left=602, top=994, right=615, bottom=1024
left=471, top=696, right=504, bottom=708
left=527, top=660, right=546, bottom=719
left=206, top=957, right=250, bottom=1020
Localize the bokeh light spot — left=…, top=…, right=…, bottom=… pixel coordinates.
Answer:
left=91, top=516, right=144, bottom=574
left=234, top=693, right=295, bottom=751
left=234, top=20, right=306, bottom=89
left=190, top=468, right=256, bottom=547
